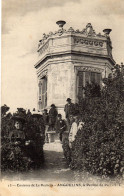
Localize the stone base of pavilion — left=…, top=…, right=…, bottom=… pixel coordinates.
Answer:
left=46, top=131, right=69, bottom=143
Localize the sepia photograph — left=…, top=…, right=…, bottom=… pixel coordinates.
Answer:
left=1, top=0, right=124, bottom=195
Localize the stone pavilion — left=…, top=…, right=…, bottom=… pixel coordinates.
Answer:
left=34, top=21, right=115, bottom=116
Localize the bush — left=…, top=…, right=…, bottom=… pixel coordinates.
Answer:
left=63, top=64, right=124, bottom=179
left=62, top=138, right=71, bottom=165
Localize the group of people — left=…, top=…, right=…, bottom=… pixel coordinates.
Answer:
left=42, top=104, right=66, bottom=142
left=9, top=97, right=84, bottom=145
left=42, top=98, right=84, bottom=145
left=2, top=98, right=83, bottom=172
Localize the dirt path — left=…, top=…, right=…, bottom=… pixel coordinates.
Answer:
left=2, top=142, right=119, bottom=185
left=41, top=142, right=75, bottom=182
left=3, top=142, right=81, bottom=182
left=26, top=142, right=78, bottom=182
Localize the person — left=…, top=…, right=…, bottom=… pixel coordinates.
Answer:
left=42, top=109, right=49, bottom=142
left=55, top=114, right=66, bottom=142
left=43, top=109, right=49, bottom=126
left=68, top=114, right=75, bottom=133
left=32, top=113, right=45, bottom=136
left=68, top=115, right=79, bottom=148
left=9, top=115, right=26, bottom=145
left=64, top=98, right=75, bottom=130
left=28, top=112, right=45, bottom=167
left=8, top=115, right=34, bottom=171
left=27, top=109, right=32, bottom=117
left=49, top=104, right=58, bottom=130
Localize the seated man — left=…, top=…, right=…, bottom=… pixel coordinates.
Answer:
left=55, top=114, right=66, bottom=142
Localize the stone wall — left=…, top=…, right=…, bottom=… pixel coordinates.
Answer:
left=47, top=61, right=75, bottom=108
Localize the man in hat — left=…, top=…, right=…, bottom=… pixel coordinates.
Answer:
left=55, top=114, right=66, bottom=142
left=49, top=104, right=58, bottom=130
left=64, top=98, right=75, bottom=130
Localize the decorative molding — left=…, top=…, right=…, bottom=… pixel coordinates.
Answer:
left=74, top=66, right=104, bottom=73
left=37, top=23, right=106, bottom=50
left=73, top=37, right=104, bottom=47
left=38, top=41, right=49, bottom=54
left=81, top=23, right=96, bottom=36
left=38, top=69, right=48, bottom=79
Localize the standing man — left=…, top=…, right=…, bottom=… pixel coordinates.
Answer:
left=49, top=104, right=58, bottom=130
left=64, top=98, right=75, bottom=130
left=55, top=114, right=66, bottom=142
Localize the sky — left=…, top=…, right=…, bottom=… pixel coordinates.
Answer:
left=2, top=0, right=124, bottom=112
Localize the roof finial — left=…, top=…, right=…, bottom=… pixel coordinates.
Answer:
left=56, top=20, right=66, bottom=28
left=103, top=29, right=112, bottom=36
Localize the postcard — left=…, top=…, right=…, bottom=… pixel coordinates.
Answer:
left=1, top=0, right=124, bottom=195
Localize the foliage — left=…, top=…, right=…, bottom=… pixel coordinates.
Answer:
left=62, top=138, right=71, bottom=165
left=1, top=104, right=10, bottom=117
left=1, top=139, right=33, bottom=172
left=63, top=63, right=124, bottom=179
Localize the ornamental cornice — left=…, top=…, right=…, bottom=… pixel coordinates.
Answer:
left=38, top=23, right=106, bottom=50
left=73, top=37, right=104, bottom=47
left=74, top=66, right=104, bottom=73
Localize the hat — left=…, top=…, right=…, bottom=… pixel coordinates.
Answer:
left=66, top=98, right=71, bottom=102
left=51, top=104, right=56, bottom=107
left=12, top=115, right=26, bottom=123
left=32, top=113, right=42, bottom=118
left=44, top=109, right=48, bottom=111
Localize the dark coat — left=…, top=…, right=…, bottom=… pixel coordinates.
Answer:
left=9, top=129, right=25, bottom=143
left=55, top=119, right=66, bottom=133
left=64, top=103, right=75, bottom=118
left=43, top=113, right=49, bottom=125
left=49, top=107, right=58, bottom=125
